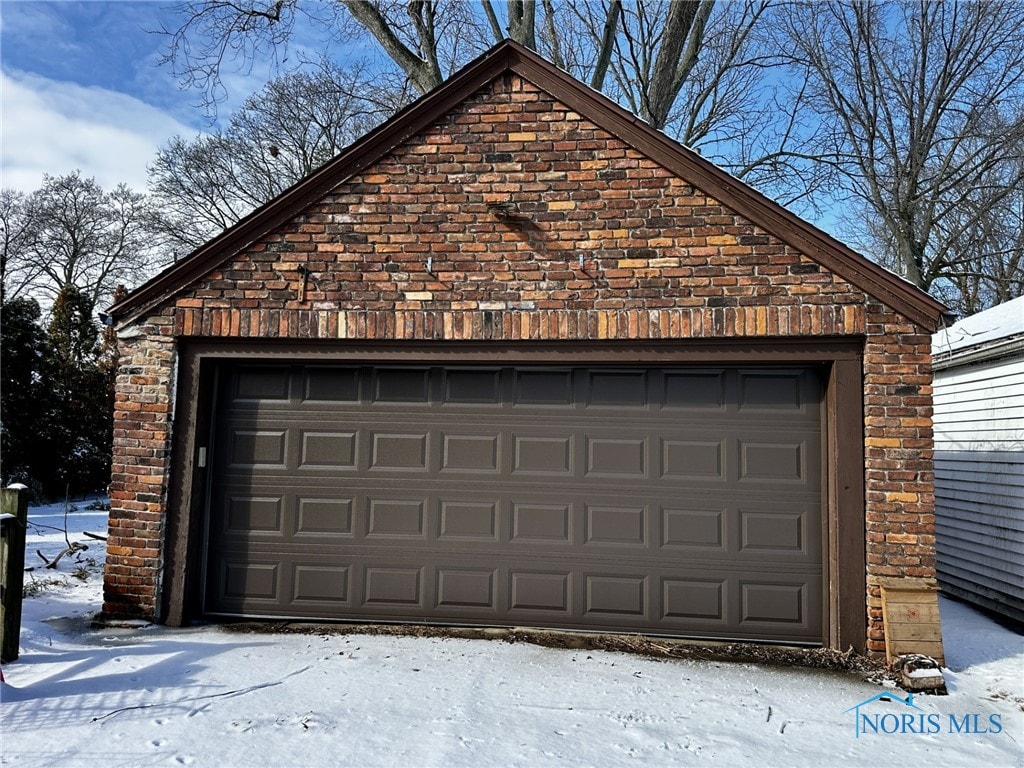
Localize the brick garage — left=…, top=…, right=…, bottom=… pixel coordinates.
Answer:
left=104, top=42, right=946, bottom=655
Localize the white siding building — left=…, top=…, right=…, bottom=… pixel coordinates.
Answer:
left=932, top=296, right=1024, bottom=623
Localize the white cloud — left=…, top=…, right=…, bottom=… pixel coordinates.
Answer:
left=0, top=68, right=197, bottom=193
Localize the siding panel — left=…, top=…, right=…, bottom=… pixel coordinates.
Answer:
left=933, top=345, right=1024, bottom=623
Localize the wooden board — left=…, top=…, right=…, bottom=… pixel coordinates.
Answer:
left=880, top=583, right=946, bottom=666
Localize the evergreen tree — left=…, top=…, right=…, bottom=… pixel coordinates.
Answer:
left=0, top=297, right=50, bottom=488
left=38, top=285, right=113, bottom=498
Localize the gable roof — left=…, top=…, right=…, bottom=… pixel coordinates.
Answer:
left=111, top=40, right=947, bottom=330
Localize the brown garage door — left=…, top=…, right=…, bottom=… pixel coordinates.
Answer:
left=203, top=363, right=824, bottom=642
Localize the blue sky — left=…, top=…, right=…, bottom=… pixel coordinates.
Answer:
left=0, top=0, right=308, bottom=193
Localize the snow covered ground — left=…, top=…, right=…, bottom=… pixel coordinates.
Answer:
left=1, top=499, right=1021, bottom=767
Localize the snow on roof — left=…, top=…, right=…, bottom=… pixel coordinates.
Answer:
left=932, top=296, right=1024, bottom=356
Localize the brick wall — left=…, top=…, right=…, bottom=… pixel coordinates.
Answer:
left=104, top=73, right=935, bottom=655
left=863, top=304, right=936, bottom=654
left=105, top=321, right=175, bottom=620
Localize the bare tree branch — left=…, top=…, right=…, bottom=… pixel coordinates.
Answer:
left=343, top=1, right=443, bottom=93
left=149, top=63, right=407, bottom=253
left=781, top=0, right=1024, bottom=310
left=481, top=0, right=504, bottom=43
left=506, top=0, right=537, bottom=49
left=4, top=173, right=161, bottom=307
left=589, top=0, right=622, bottom=90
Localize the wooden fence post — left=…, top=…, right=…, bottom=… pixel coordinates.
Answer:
left=1, top=484, right=29, bottom=663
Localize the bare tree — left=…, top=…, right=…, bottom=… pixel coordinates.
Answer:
left=341, top=1, right=482, bottom=93
left=160, top=0, right=830, bottom=206
left=161, top=2, right=765, bottom=128
left=782, top=0, right=1024, bottom=310
left=577, top=0, right=717, bottom=129
left=161, top=1, right=343, bottom=113
left=576, top=1, right=826, bottom=204
left=2, top=173, right=158, bottom=307
left=341, top=1, right=734, bottom=133
left=0, top=189, right=39, bottom=305
left=161, top=1, right=479, bottom=108
left=149, top=62, right=408, bottom=253
left=866, top=115, right=1024, bottom=316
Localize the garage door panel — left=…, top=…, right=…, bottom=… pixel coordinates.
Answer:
left=661, top=439, right=726, bottom=480
left=295, top=497, right=353, bottom=536
left=662, top=577, right=726, bottom=622
left=512, top=434, right=574, bottom=474
left=205, top=549, right=822, bottom=640
left=363, top=566, right=424, bottom=606
left=299, top=431, right=357, bottom=468
left=227, top=429, right=288, bottom=468
left=293, top=564, right=350, bottom=603
left=739, top=579, right=818, bottom=629
left=584, top=505, right=646, bottom=546
left=584, top=575, right=647, bottom=617
left=216, top=426, right=820, bottom=489
left=366, top=498, right=426, bottom=538
left=585, top=370, right=648, bottom=407
left=513, top=369, right=574, bottom=405
left=436, top=568, right=498, bottom=608
left=438, top=500, right=499, bottom=540
left=662, top=370, right=727, bottom=410
left=585, top=437, right=647, bottom=476
left=739, top=441, right=805, bottom=482
left=442, top=368, right=503, bottom=404
left=739, top=508, right=812, bottom=557
left=510, top=570, right=572, bottom=612
left=369, top=432, right=428, bottom=470
left=209, top=557, right=281, bottom=604
left=510, top=502, right=573, bottom=543
left=211, top=487, right=821, bottom=563
left=224, top=495, right=283, bottom=534
left=233, top=365, right=292, bottom=401
left=373, top=367, right=431, bottom=403
left=737, top=370, right=809, bottom=411
left=206, top=363, right=825, bottom=643
left=441, top=433, right=501, bottom=472
left=304, top=366, right=360, bottom=402
left=661, top=507, right=727, bottom=550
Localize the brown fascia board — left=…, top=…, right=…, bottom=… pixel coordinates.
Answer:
left=112, top=39, right=947, bottom=331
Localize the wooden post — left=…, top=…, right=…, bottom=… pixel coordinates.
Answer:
left=1, top=484, right=29, bottom=663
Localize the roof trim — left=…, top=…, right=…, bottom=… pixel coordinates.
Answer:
left=932, top=335, right=1024, bottom=371
left=111, top=40, right=946, bottom=330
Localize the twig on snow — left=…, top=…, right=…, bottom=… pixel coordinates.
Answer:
left=36, top=541, right=88, bottom=569
left=91, top=666, right=312, bottom=722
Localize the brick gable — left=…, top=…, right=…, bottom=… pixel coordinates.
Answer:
left=105, top=61, right=937, bottom=658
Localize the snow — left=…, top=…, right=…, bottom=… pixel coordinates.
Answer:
left=933, top=296, right=1024, bottom=355
left=2, top=500, right=1022, bottom=767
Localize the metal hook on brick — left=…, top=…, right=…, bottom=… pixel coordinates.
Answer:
left=296, top=264, right=310, bottom=302
left=426, top=255, right=434, bottom=275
